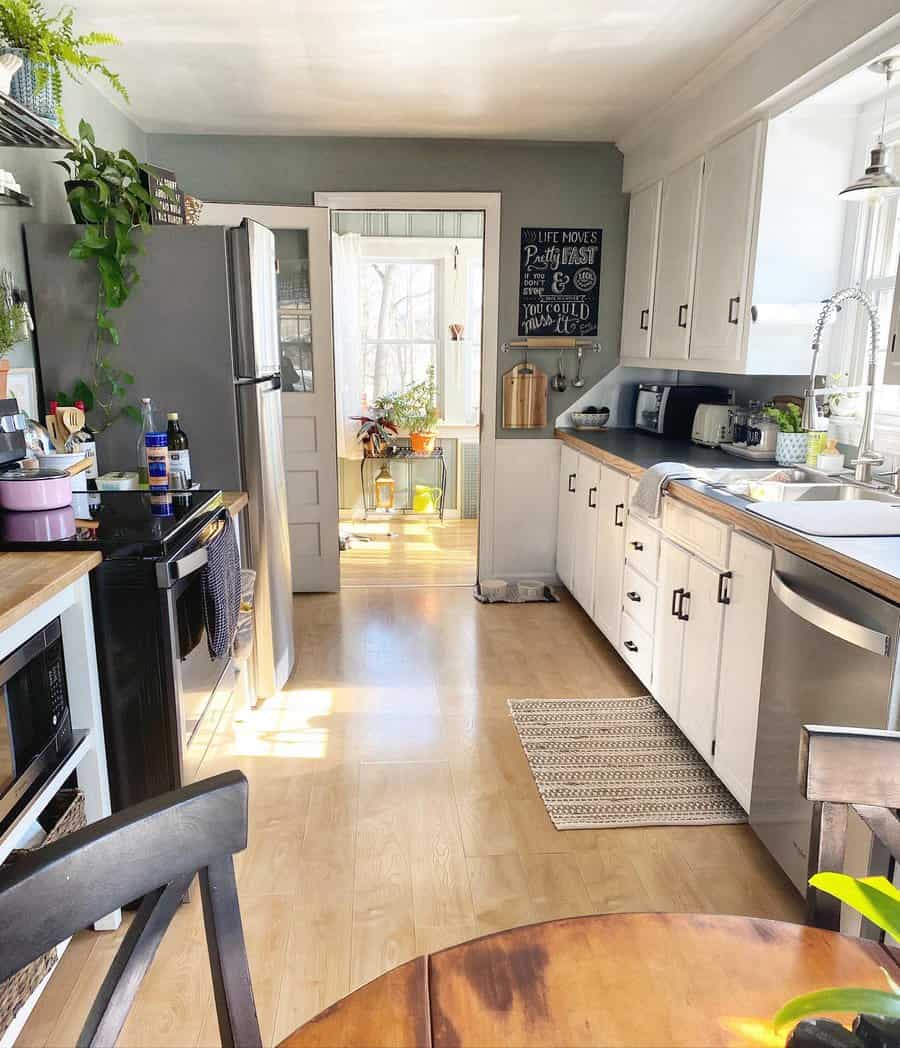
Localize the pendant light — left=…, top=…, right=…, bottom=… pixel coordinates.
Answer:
left=840, top=57, right=900, bottom=200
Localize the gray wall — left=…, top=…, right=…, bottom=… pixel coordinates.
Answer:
left=147, top=135, right=627, bottom=438
left=0, top=81, right=147, bottom=373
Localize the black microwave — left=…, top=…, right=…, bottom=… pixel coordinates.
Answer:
left=0, top=618, right=73, bottom=829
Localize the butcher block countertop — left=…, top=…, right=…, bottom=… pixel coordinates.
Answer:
left=556, top=428, right=900, bottom=605
left=222, top=491, right=248, bottom=516
left=0, top=551, right=101, bottom=634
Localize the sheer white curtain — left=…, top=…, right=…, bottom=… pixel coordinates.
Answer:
left=331, top=233, right=364, bottom=460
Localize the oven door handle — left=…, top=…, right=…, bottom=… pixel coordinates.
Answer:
left=155, top=509, right=228, bottom=589
left=770, top=570, right=891, bottom=657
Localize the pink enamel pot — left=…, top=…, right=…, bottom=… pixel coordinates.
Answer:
left=0, top=468, right=73, bottom=511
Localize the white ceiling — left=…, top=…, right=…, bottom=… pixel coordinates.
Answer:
left=77, top=0, right=788, bottom=140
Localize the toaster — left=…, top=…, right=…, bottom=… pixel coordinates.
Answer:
left=692, top=403, right=734, bottom=447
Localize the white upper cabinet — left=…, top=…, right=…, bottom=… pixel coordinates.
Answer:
left=651, top=158, right=704, bottom=362
left=620, top=181, right=661, bottom=360
left=690, top=123, right=764, bottom=366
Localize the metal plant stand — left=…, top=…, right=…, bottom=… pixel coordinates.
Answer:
left=360, top=446, right=448, bottom=521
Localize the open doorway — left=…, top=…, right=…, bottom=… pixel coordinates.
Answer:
left=327, top=209, right=484, bottom=588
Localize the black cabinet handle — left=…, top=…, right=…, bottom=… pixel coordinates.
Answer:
left=626, top=591, right=641, bottom=603
left=614, top=503, right=625, bottom=527
left=623, top=640, right=639, bottom=653
left=671, top=587, right=684, bottom=617
left=630, top=540, right=644, bottom=551
left=677, top=304, right=688, bottom=328
left=728, top=295, right=740, bottom=325
left=568, top=473, right=576, bottom=493
left=679, top=591, right=691, bottom=622
left=640, top=308, right=649, bottom=331
left=588, top=486, right=597, bottom=508
left=717, top=571, right=732, bottom=605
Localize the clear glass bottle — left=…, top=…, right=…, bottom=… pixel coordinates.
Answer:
left=137, top=397, right=163, bottom=487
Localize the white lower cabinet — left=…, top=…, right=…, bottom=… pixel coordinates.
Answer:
left=712, top=533, right=773, bottom=811
left=678, top=556, right=727, bottom=763
left=619, top=611, right=654, bottom=689
left=556, top=445, right=580, bottom=592
left=651, top=538, right=689, bottom=720
left=572, top=457, right=601, bottom=613
left=592, top=467, right=629, bottom=645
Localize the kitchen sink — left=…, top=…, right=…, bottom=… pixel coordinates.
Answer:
left=786, top=484, right=900, bottom=504
left=702, top=466, right=900, bottom=505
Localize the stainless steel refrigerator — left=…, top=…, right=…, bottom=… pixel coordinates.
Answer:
left=25, top=219, right=294, bottom=698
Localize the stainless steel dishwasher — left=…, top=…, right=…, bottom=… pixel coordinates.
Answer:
left=750, top=547, right=900, bottom=901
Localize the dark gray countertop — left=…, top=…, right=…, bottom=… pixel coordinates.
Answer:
left=556, top=427, right=900, bottom=602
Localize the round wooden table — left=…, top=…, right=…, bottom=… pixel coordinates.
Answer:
left=279, top=913, right=899, bottom=1047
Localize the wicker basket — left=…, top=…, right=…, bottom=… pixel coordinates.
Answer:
left=2, top=50, right=59, bottom=126
left=0, top=790, right=86, bottom=1037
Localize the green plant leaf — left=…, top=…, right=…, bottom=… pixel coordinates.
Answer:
left=72, top=380, right=95, bottom=411
left=122, top=404, right=141, bottom=423
left=78, top=118, right=94, bottom=144
left=774, top=987, right=900, bottom=1033
left=809, top=873, right=900, bottom=941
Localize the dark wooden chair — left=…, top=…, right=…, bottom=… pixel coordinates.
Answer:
left=799, top=724, right=900, bottom=932
left=0, top=770, right=261, bottom=1048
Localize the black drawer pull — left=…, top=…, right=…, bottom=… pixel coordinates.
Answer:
left=614, top=503, right=625, bottom=527
left=623, top=640, right=639, bottom=653
left=568, top=473, right=576, bottom=493
left=677, top=304, right=688, bottom=328
left=728, top=295, right=740, bottom=324
left=679, top=591, right=691, bottom=622
left=671, top=587, right=684, bottom=617
left=640, top=308, right=649, bottom=331
left=717, top=571, right=732, bottom=605
left=626, top=591, right=641, bottom=603
left=630, top=540, right=644, bottom=551
left=588, top=486, right=597, bottom=508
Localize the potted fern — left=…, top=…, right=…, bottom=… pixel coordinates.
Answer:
left=776, top=872, right=900, bottom=1045
left=0, top=0, right=127, bottom=129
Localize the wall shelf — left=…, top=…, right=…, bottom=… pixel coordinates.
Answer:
left=0, top=93, right=70, bottom=149
left=0, top=186, right=32, bottom=207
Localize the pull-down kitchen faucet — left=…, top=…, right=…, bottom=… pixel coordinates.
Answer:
left=803, top=286, right=882, bottom=482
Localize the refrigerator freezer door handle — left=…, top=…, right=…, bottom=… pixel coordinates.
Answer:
left=771, top=571, right=892, bottom=657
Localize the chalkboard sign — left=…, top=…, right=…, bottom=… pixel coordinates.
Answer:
left=518, top=227, right=602, bottom=336
left=140, top=165, right=186, bottom=225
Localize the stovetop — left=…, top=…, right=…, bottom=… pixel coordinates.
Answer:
left=0, top=489, right=225, bottom=559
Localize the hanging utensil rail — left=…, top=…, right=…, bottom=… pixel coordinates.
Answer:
left=501, top=337, right=602, bottom=352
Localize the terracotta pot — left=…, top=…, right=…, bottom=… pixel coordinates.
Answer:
left=410, top=431, right=436, bottom=456
left=0, top=358, right=9, bottom=399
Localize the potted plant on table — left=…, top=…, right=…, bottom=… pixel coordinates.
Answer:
left=387, top=366, right=441, bottom=455
left=0, top=0, right=127, bottom=130
left=776, top=872, right=900, bottom=1045
left=764, top=403, right=808, bottom=465
left=350, top=412, right=397, bottom=457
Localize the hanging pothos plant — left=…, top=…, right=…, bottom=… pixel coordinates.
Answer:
left=53, top=119, right=160, bottom=431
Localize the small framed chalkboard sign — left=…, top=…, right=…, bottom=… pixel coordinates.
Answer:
left=518, top=227, right=602, bottom=337
left=140, top=165, right=186, bottom=225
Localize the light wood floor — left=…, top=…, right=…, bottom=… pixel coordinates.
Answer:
left=19, top=589, right=803, bottom=1047
left=339, top=518, right=477, bottom=587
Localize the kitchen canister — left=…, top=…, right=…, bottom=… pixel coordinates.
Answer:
left=775, top=431, right=809, bottom=466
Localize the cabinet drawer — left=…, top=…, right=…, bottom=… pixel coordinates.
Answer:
left=622, top=564, right=657, bottom=635
left=662, top=499, right=730, bottom=568
left=625, top=515, right=660, bottom=580
left=619, top=612, right=653, bottom=690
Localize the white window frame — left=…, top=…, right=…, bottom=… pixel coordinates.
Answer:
left=360, top=256, right=444, bottom=409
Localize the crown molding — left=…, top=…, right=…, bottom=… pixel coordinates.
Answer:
left=616, top=0, right=815, bottom=155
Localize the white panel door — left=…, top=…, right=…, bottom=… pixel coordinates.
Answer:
left=620, top=181, right=662, bottom=360
left=713, top=533, right=772, bottom=811
left=678, top=556, right=726, bottom=762
left=651, top=539, right=689, bottom=720
left=690, top=122, right=765, bottom=364
left=572, top=457, right=601, bottom=613
left=201, top=203, right=339, bottom=592
left=591, top=467, right=628, bottom=645
left=556, top=445, right=580, bottom=591
left=651, top=158, right=704, bottom=361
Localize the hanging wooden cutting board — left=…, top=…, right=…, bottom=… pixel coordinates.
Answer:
left=503, top=362, right=548, bottom=429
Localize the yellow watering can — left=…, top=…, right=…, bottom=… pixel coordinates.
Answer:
left=412, top=484, right=442, bottom=514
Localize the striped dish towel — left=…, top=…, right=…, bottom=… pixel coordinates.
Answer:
left=201, top=514, right=241, bottom=659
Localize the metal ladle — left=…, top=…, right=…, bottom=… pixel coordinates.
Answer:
left=551, top=352, right=568, bottom=392
left=572, top=345, right=586, bottom=388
